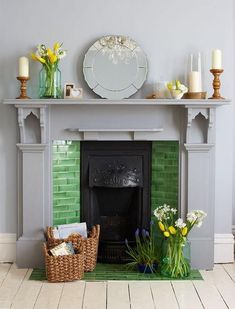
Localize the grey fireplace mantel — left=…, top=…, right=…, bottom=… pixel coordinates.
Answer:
left=3, top=98, right=229, bottom=269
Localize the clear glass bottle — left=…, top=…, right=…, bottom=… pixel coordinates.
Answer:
left=39, top=65, right=62, bottom=99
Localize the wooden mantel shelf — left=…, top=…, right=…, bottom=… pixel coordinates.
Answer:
left=3, top=98, right=230, bottom=108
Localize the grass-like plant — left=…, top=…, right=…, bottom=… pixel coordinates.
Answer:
left=125, top=223, right=159, bottom=273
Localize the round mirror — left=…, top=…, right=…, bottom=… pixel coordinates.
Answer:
left=83, top=35, right=148, bottom=99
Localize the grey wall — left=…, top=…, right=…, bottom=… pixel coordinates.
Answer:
left=0, top=0, right=234, bottom=233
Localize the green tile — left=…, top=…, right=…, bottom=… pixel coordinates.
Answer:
left=151, top=141, right=179, bottom=213
left=52, top=141, right=80, bottom=225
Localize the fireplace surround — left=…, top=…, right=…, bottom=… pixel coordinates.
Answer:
left=3, top=98, right=229, bottom=269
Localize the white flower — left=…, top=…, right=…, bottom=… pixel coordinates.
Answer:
left=196, top=221, right=202, bottom=228
left=171, top=208, right=177, bottom=214
left=187, top=210, right=207, bottom=227
left=175, top=218, right=186, bottom=229
left=153, top=204, right=172, bottom=221
left=179, top=84, right=188, bottom=93
left=187, top=212, right=197, bottom=223
left=58, top=50, right=67, bottom=59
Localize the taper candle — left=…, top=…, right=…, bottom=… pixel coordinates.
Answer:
left=212, top=49, right=222, bottom=69
left=18, top=56, right=29, bottom=77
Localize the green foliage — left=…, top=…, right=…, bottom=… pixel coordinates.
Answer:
left=125, top=224, right=159, bottom=273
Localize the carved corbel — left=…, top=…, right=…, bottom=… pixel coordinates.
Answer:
left=186, top=107, right=209, bottom=144
left=18, top=108, right=25, bottom=143
left=207, top=108, right=216, bottom=143
left=40, top=107, right=46, bottom=143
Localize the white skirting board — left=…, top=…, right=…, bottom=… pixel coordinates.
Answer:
left=0, top=233, right=234, bottom=264
left=214, top=233, right=234, bottom=263
left=0, top=233, right=16, bottom=262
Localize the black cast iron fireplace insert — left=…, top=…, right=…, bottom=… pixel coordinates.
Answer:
left=81, top=141, right=151, bottom=263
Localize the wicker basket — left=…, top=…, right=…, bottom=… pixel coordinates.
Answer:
left=43, top=242, right=84, bottom=283
left=46, top=224, right=100, bottom=272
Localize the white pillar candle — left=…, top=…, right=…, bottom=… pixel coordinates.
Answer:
left=212, top=49, right=222, bottom=69
left=188, top=71, right=202, bottom=92
left=18, top=56, right=29, bottom=77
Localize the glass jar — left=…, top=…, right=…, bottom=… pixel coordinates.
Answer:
left=160, top=238, right=191, bottom=278
left=187, top=52, right=205, bottom=93
left=39, top=65, right=62, bottom=99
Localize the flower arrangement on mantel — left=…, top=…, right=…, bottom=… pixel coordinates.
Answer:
left=153, top=204, right=207, bottom=278
left=31, top=43, right=67, bottom=99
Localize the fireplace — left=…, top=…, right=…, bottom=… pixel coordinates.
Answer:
left=5, top=98, right=224, bottom=269
left=80, top=141, right=151, bottom=263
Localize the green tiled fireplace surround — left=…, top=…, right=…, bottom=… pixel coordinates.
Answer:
left=52, top=141, right=179, bottom=225
left=53, top=141, right=81, bottom=226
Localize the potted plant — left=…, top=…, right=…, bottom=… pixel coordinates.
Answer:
left=125, top=224, right=159, bottom=274
left=167, top=80, right=188, bottom=99
left=153, top=204, right=207, bottom=278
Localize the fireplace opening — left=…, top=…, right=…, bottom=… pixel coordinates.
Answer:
left=81, top=142, right=151, bottom=263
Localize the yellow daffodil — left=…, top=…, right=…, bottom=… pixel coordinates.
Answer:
left=164, top=231, right=170, bottom=237
left=53, top=42, right=60, bottom=52
left=47, top=48, right=53, bottom=56
left=182, top=226, right=188, bottom=236
left=31, top=53, right=46, bottom=64
left=47, top=48, right=57, bottom=64
left=158, top=221, right=165, bottom=232
left=169, top=226, right=176, bottom=235
left=49, top=53, right=57, bottom=64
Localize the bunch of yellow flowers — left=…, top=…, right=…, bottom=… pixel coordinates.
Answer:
left=31, top=42, right=67, bottom=66
left=153, top=204, right=206, bottom=240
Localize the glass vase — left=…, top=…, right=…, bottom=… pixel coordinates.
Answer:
left=39, top=65, right=62, bottom=99
left=160, top=238, right=190, bottom=278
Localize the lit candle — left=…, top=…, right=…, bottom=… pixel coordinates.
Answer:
left=188, top=71, right=202, bottom=92
left=212, top=49, right=222, bottom=69
left=18, top=56, right=29, bottom=77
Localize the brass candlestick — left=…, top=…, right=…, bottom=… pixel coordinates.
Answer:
left=209, top=69, right=224, bottom=99
left=16, top=76, right=31, bottom=99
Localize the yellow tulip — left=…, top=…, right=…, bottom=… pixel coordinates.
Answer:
left=49, top=53, right=58, bottom=64
left=53, top=42, right=60, bottom=52
left=47, top=49, right=57, bottom=63
left=47, top=48, right=53, bottom=56
left=164, top=231, right=170, bottom=237
left=31, top=53, right=46, bottom=64
left=169, top=226, right=176, bottom=235
left=158, top=222, right=165, bottom=232
left=182, top=227, right=188, bottom=236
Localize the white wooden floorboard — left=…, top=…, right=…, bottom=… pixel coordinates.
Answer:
left=0, top=264, right=11, bottom=287
left=222, top=263, right=235, bottom=282
left=129, top=281, right=155, bottom=309
left=172, top=281, right=204, bottom=309
left=201, top=268, right=235, bottom=309
left=2, top=263, right=235, bottom=308
left=10, top=269, right=42, bottom=309
left=106, top=281, right=130, bottom=309
left=58, top=281, right=85, bottom=309
left=150, top=281, right=179, bottom=309
left=193, top=280, right=228, bottom=309
left=82, top=282, right=106, bottom=309
left=0, top=264, right=28, bottom=309
left=33, top=282, right=64, bottom=309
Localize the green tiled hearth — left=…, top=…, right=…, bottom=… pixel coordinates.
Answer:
left=29, top=264, right=202, bottom=281
left=151, top=141, right=179, bottom=212
left=52, top=141, right=179, bottom=225
left=52, top=141, right=81, bottom=226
